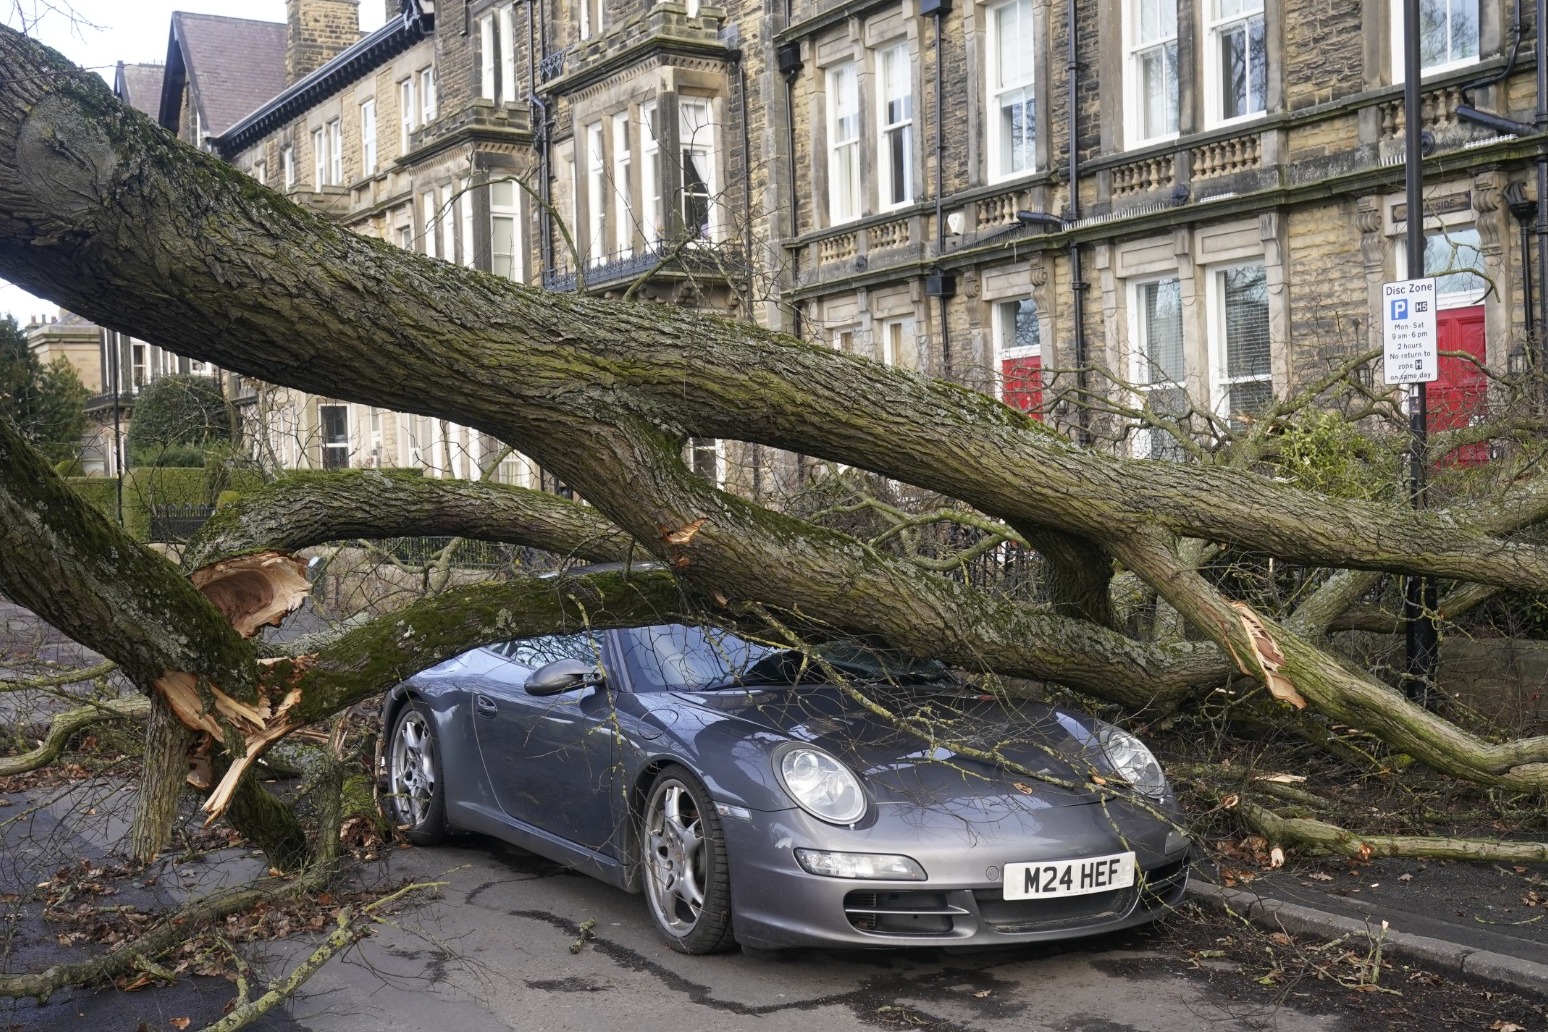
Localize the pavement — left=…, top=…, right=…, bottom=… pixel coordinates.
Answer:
left=1187, top=853, right=1548, bottom=997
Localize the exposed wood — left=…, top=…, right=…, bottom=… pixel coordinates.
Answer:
left=190, top=553, right=310, bottom=639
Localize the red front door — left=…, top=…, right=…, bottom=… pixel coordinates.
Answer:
left=1003, top=355, right=1043, bottom=419
left=1426, top=305, right=1488, bottom=467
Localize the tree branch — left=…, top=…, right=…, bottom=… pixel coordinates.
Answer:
left=183, top=469, right=635, bottom=571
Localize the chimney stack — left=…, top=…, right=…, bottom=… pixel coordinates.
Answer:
left=286, top=0, right=361, bottom=85
left=384, top=1, right=401, bottom=26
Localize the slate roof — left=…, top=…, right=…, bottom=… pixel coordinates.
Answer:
left=112, top=62, right=165, bottom=119
left=159, top=13, right=287, bottom=139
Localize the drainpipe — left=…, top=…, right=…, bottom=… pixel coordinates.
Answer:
left=529, top=0, right=553, bottom=280
left=928, top=0, right=952, bottom=378
left=1536, top=0, right=1548, bottom=370
left=1066, top=0, right=1089, bottom=446
left=1508, top=183, right=1536, bottom=339
left=778, top=42, right=804, bottom=338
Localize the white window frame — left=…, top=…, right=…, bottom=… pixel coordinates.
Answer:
left=282, top=145, right=295, bottom=189
left=319, top=403, right=350, bottom=470
left=439, top=184, right=455, bottom=260
left=328, top=119, right=342, bottom=184
left=686, top=437, right=726, bottom=487
left=1129, top=276, right=1188, bottom=459
left=1205, top=0, right=1268, bottom=128
left=490, top=178, right=524, bottom=281
left=679, top=98, right=717, bottom=241
left=311, top=127, right=325, bottom=189
left=826, top=62, right=862, bottom=224
left=253, top=159, right=266, bottom=185
left=586, top=121, right=606, bottom=264
left=1126, top=0, right=1179, bottom=147
left=1392, top=0, right=1481, bottom=81
left=1206, top=262, right=1273, bottom=426
left=612, top=112, right=633, bottom=257
left=478, top=13, right=496, bottom=100
left=876, top=43, right=914, bottom=211
left=420, top=67, right=437, bottom=123
left=499, top=4, right=517, bottom=105
left=399, top=77, right=416, bottom=153
left=879, top=316, right=916, bottom=369
left=986, top=0, right=1037, bottom=182
left=360, top=98, right=377, bottom=174
left=641, top=102, right=662, bottom=246
left=422, top=192, right=438, bottom=259
left=460, top=176, right=476, bottom=268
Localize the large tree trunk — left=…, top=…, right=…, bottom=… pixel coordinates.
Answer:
left=3, top=22, right=1548, bottom=825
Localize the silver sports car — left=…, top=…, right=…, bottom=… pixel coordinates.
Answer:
left=378, top=623, right=1191, bottom=954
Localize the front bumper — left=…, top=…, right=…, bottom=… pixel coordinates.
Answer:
left=721, top=798, right=1190, bottom=950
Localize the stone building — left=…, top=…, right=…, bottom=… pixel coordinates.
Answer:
left=118, top=0, right=1534, bottom=487
left=773, top=0, right=1532, bottom=463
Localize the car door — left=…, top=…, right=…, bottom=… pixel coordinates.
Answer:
left=470, top=632, right=620, bottom=857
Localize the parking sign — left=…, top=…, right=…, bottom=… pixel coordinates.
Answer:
left=1382, top=278, right=1438, bottom=384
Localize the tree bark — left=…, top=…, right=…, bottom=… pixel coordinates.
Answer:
left=127, top=693, right=194, bottom=864
left=183, top=469, right=634, bottom=570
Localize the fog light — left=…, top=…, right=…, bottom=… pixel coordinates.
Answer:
left=794, top=849, right=927, bottom=880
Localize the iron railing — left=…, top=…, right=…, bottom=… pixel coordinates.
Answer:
left=543, top=240, right=749, bottom=293
left=149, top=504, right=215, bottom=543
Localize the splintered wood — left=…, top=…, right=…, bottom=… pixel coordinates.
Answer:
left=1229, top=601, right=1308, bottom=709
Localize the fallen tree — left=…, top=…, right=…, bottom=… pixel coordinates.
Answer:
left=0, top=22, right=1546, bottom=971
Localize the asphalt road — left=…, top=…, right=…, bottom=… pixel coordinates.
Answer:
left=5, top=789, right=1360, bottom=1032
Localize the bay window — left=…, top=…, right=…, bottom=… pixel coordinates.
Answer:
left=613, top=113, right=633, bottom=256
left=679, top=100, right=716, bottom=240
left=490, top=179, right=523, bottom=281
left=641, top=103, right=662, bottom=245
left=586, top=121, right=606, bottom=262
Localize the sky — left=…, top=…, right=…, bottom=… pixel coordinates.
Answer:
left=1, top=0, right=387, bottom=325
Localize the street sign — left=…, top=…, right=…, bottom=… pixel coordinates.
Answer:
left=1382, top=277, right=1438, bottom=384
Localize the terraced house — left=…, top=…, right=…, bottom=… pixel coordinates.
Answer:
left=125, top=0, right=1541, bottom=485
left=776, top=0, right=1535, bottom=460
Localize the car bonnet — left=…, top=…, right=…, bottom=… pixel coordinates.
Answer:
left=673, top=684, right=1112, bottom=810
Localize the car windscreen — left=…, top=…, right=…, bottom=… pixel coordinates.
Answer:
left=617, top=625, right=777, bottom=692
left=617, top=625, right=955, bottom=692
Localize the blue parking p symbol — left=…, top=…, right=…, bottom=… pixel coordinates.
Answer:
left=1391, top=298, right=1409, bottom=320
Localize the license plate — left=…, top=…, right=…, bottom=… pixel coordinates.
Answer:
left=1003, top=852, right=1136, bottom=900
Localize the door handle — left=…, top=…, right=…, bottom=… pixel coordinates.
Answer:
left=474, top=695, right=497, bottom=718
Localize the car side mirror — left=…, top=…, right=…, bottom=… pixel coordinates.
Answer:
left=526, top=657, right=605, bottom=696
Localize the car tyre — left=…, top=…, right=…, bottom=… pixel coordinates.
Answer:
left=641, top=766, right=735, bottom=954
left=384, top=700, right=447, bottom=845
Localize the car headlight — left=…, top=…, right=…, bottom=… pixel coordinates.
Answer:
left=794, top=849, right=925, bottom=880
left=776, top=747, right=867, bottom=824
left=1098, top=725, right=1168, bottom=798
